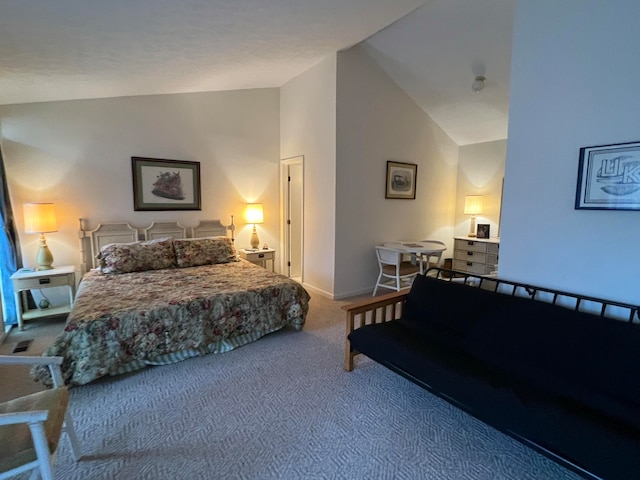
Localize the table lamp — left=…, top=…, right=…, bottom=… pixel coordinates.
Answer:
left=463, top=195, right=483, bottom=238
left=244, top=203, right=264, bottom=249
left=24, top=203, right=58, bottom=270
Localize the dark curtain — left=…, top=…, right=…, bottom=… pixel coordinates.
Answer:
left=0, top=142, right=24, bottom=326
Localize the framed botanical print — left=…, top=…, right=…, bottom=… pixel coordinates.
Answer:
left=131, top=157, right=201, bottom=211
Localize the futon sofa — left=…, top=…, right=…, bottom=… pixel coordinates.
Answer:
left=344, top=271, right=640, bottom=480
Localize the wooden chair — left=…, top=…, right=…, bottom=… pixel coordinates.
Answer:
left=0, top=355, right=80, bottom=480
left=373, top=246, right=420, bottom=296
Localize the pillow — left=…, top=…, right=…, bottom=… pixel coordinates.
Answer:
left=97, top=237, right=176, bottom=274
left=173, top=236, right=237, bottom=268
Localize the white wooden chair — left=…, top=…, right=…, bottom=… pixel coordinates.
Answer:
left=373, top=246, right=421, bottom=296
left=0, top=356, right=81, bottom=480
left=418, top=239, right=446, bottom=275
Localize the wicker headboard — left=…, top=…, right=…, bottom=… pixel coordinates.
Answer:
left=78, top=217, right=235, bottom=272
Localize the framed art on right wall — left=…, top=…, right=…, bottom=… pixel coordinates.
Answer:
left=575, top=140, right=640, bottom=210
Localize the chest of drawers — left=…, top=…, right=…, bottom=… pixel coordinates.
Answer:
left=453, top=237, right=499, bottom=275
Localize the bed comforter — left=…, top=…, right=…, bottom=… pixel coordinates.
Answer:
left=34, top=260, right=310, bottom=386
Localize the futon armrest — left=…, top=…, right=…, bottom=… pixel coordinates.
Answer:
left=0, top=355, right=65, bottom=388
left=343, top=290, right=409, bottom=371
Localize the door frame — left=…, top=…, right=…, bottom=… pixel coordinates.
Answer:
left=279, top=156, right=304, bottom=280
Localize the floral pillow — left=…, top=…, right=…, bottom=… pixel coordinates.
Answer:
left=97, top=237, right=176, bottom=274
left=173, top=237, right=237, bottom=268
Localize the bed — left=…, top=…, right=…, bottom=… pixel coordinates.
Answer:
left=34, top=219, right=310, bottom=386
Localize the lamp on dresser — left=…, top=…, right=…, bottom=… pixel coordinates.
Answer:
left=23, top=202, right=58, bottom=270
left=244, top=203, right=264, bottom=249
left=463, top=195, right=483, bottom=238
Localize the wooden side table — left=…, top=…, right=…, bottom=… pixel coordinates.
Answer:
left=10, top=265, right=76, bottom=330
left=238, top=248, right=276, bottom=272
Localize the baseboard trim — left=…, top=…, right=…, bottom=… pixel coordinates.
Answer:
left=301, top=282, right=374, bottom=301
left=301, top=282, right=334, bottom=299
left=333, top=286, right=374, bottom=300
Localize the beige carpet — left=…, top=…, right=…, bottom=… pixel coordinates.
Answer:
left=0, top=291, right=581, bottom=480
left=0, top=293, right=367, bottom=403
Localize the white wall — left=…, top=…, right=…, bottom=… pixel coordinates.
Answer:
left=501, top=0, right=640, bottom=303
left=280, top=55, right=337, bottom=297
left=334, top=45, right=459, bottom=298
left=2, top=89, right=281, bottom=273
left=454, top=139, right=506, bottom=239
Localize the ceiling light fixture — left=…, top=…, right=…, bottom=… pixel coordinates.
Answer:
left=472, top=75, right=486, bottom=93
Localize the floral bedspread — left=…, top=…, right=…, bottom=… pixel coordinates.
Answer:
left=34, top=260, right=310, bottom=386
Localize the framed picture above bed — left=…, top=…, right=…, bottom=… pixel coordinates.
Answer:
left=132, top=157, right=201, bottom=211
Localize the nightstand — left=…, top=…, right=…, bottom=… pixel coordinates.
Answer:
left=10, top=265, right=76, bottom=330
left=238, top=248, right=276, bottom=272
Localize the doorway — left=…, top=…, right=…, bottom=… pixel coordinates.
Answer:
left=280, top=156, right=304, bottom=282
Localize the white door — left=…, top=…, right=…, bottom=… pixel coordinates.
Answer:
left=280, top=156, right=303, bottom=281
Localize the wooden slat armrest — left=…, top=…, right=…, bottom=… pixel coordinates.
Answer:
left=341, top=290, right=409, bottom=315
left=343, top=291, right=409, bottom=372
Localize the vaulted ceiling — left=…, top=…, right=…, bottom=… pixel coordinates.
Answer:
left=0, top=0, right=514, bottom=146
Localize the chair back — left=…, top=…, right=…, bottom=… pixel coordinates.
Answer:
left=375, top=246, right=401, bottom=267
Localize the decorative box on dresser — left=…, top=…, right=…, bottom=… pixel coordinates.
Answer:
left=453, top=237, right=499, bottom=275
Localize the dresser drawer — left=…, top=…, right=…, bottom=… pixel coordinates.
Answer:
left=453, top=259, right=490, bottom=275
left=454, top=239, right=488, bottom=253
left=454, top=249, right=487, bottom=264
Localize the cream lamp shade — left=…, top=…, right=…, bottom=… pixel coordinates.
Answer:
left=463, top=195, right=483, bottom=237
left=244, top=203, right=264, bottom=225
left=244, top=203, right=264, bottom=249
left=23, top=203, right=58, bottom=270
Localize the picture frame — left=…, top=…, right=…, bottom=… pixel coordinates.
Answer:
left=575, top=140, right=640, bottom=210
left=385, top=161, right=417, bottom=199
left=476, top=224, right=490, bottom=239
left=131, top=157, right=201, bottom=211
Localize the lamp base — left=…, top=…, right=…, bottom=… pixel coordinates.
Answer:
left=36, top=234, right=54, bottom=270
left=250, top=225, right=260, bottom=249
left=468, top=216, right=477, bottom=238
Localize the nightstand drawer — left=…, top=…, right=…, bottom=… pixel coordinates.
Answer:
left=12, top=273, right=73, bottom=290
left=238, top=248, right=276, bottom=272
left=242, top=251, right=274, bottom=262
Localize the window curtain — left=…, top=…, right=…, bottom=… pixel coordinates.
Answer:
left=0, top=141, right=23, bottom=327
